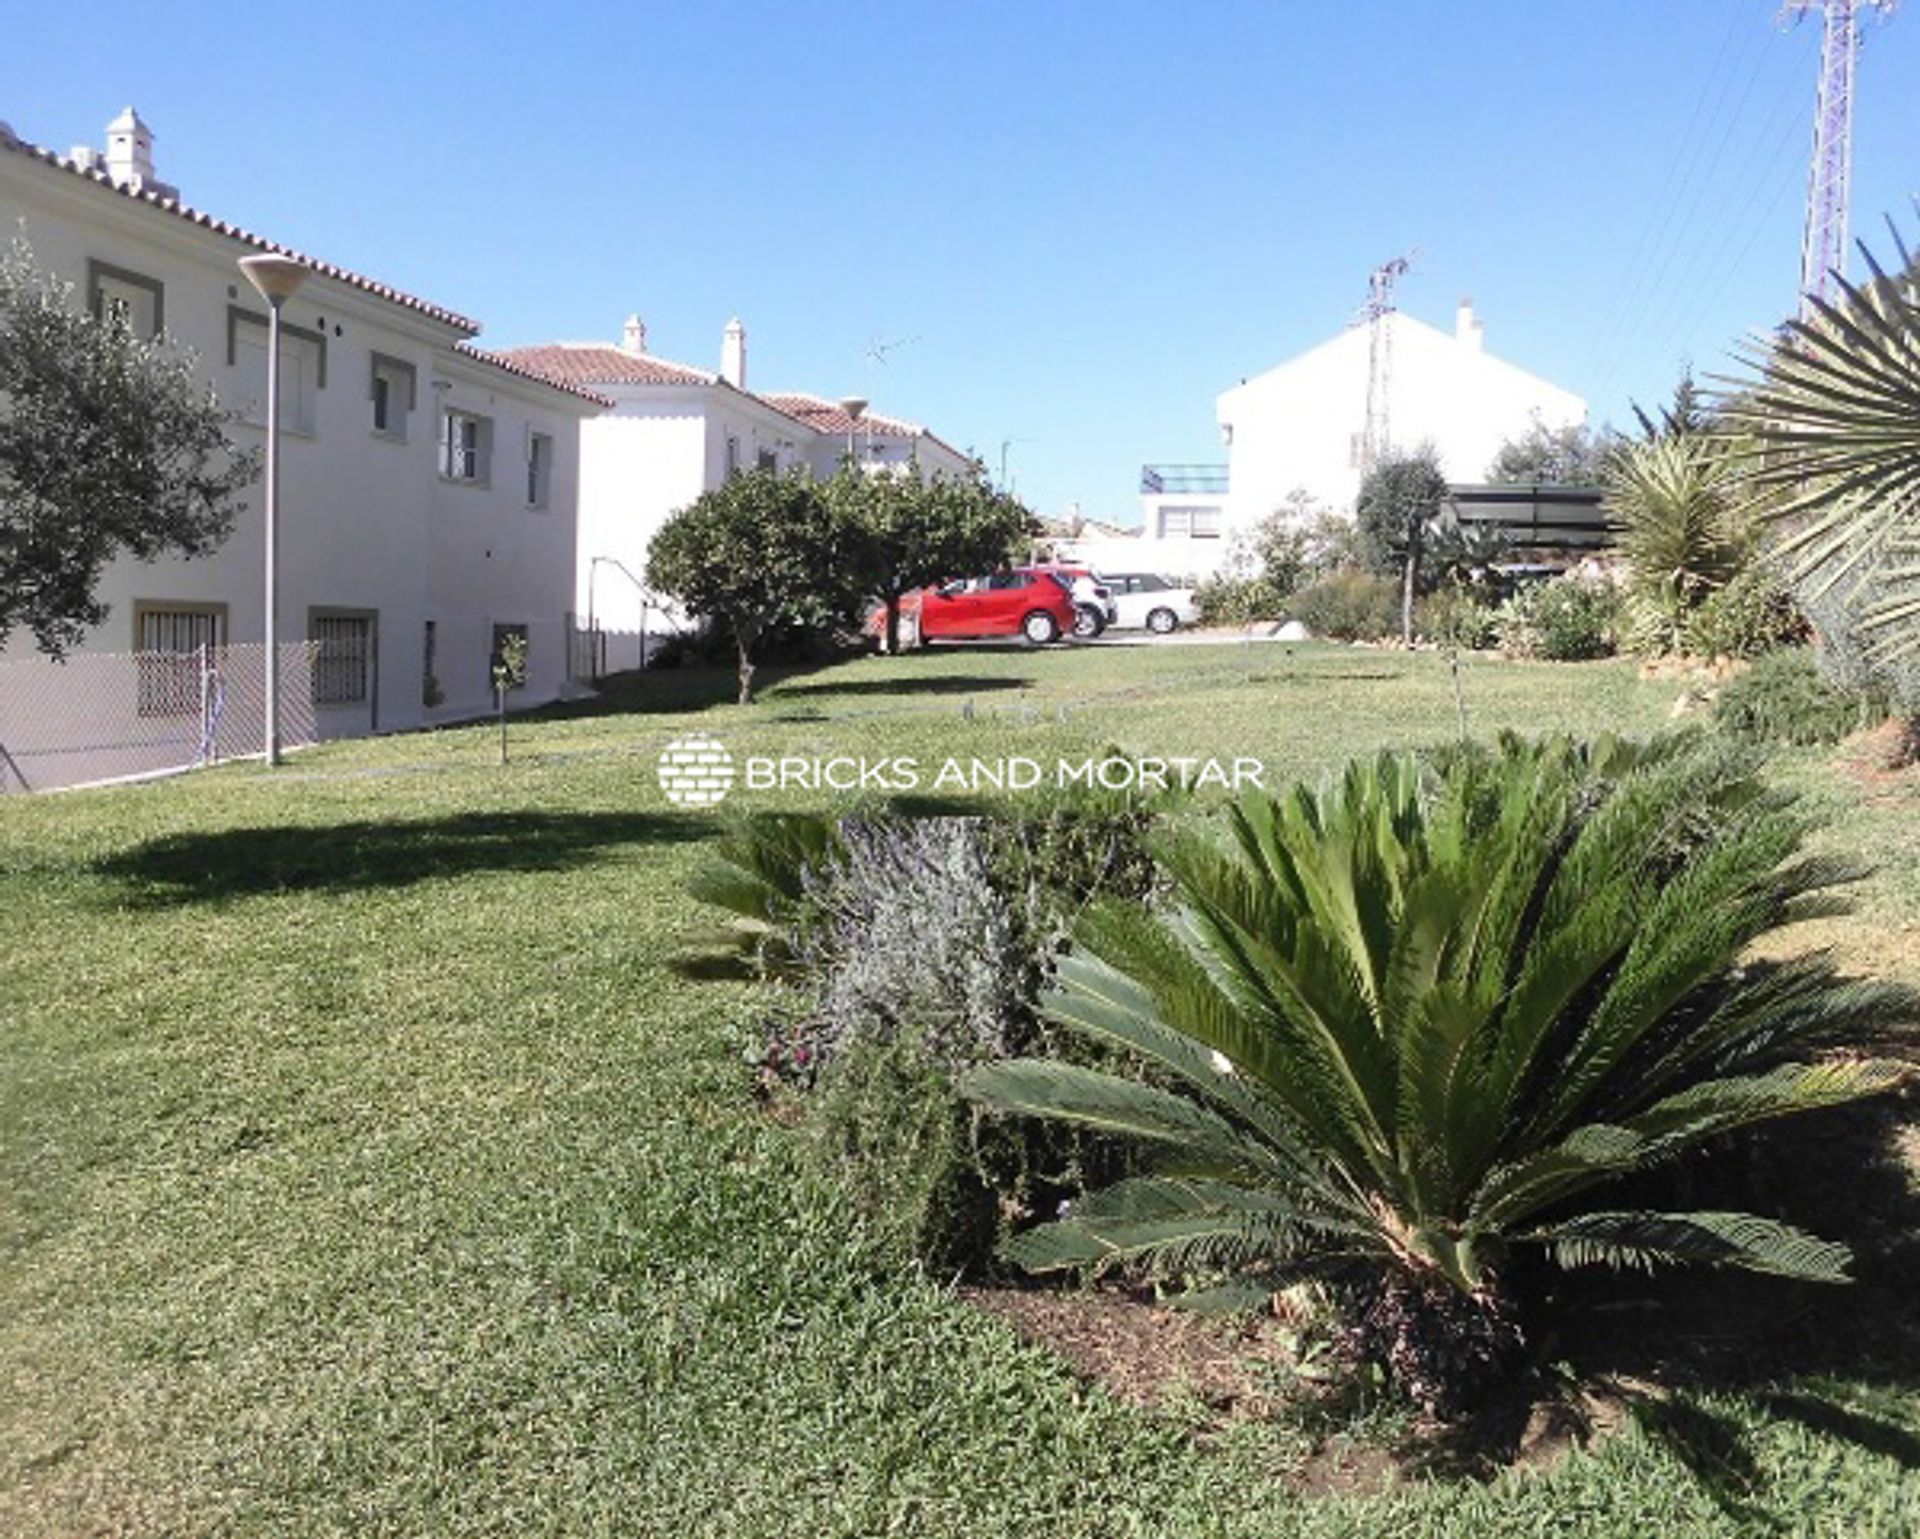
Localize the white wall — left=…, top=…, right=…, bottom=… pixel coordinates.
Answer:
left=0, top=147, right=593, bottom=738
left=427, top=355, right=585, bottom=719
left=1217, top=308, right=1587, bottom=532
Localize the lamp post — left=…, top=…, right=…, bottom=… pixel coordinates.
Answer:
left=839, top=396, right=868, bottom=468
left=237, top=253, right=309, bottom=765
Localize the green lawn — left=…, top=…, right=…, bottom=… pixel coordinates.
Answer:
left=3, top=642, right=1917, bottom=1537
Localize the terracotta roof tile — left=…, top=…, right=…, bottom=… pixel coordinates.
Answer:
left=453, top=345, right=614, bottom=407
left=0, top=129, right=480, bottom=333
left=756, top=391, right=923, bottom=437
left=494, top=343, right=719, bottom=388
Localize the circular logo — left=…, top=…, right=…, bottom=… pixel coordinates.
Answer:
left=657, top=734, right=735, bottom=807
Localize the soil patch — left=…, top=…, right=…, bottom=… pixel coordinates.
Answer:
left=961, top=1284, right=1290, bottom=1421
left=961, top=1283, right=1626, bottom=1494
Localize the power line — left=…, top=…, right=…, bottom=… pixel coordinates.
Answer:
left=1592, top=13, right=1780, bottom=399
left=1575, top=3, right=1751, bottom=383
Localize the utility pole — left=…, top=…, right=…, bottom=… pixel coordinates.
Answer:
left=1783, top=1, right=1896, bottom=318
left=1357, top=251, right=1416, bottom=473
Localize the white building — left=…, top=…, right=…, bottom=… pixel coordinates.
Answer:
left=501, top=320, right=975, bottom=669
left=1068, top=299, right=1586, bottom=582
left=0, top=108, right=605, bottom=754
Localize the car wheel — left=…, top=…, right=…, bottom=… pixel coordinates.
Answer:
left=1022, top=610, right=1061, bottom=646
left=1146, top=606, right=1179, bottom=634
left=1072, top=604, right=1106, bottom=639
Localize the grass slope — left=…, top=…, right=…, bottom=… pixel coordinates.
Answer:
left=2, top=644, right=1916, bottom=1536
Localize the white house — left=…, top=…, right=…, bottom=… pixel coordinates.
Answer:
left=0, top=108, right=605, bottom=772
left=1067, top=299, right=1586, bottom=582
left=502, top=319, right=975, bottom=671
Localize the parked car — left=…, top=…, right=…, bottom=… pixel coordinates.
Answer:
left=1021, top=563, right=1116, bottom=639
left=867, top=568, right=1078, bottom=647
left=1100, top=572, right=1200, bottom=634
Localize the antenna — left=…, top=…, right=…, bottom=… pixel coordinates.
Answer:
left=1782, top=1, right=1896, bottom=317
left=865, top=333, right=920, bottom=366
left=1355, top=250, right=1418, bottom=473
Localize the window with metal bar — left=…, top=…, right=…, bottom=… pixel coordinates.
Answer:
left=311, top=614, right=372, bottom=706
left=135, top=607, right=221, bottom=717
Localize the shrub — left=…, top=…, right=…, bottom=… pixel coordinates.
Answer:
left=685, top=789, right=1165, bottom=1274
left=1495, top=576, right=1621, bottom=660
left=808, top=1035, right=1000, bottom=1277
left=1194, top=574, right=1288, bottom=626
left=1419, top=587, right=1500, bottom=650
left=965, top=734, right=1913, bottom=1413
left=1685, top=566, right=1808, bottom=660
left=1714, top=647, right=1888, bottom=746
left=1286, top=570, right=1400, bottom=641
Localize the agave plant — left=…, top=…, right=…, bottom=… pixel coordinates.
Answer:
left=962, top=734, right=1912, bottom=1408
left=1604, top=434, right=1750, bottom=610
left=1724, top=220, right=1920, bottom=677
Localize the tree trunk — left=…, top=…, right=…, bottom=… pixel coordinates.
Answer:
left=1401, top=549, right=1417, bottom=650
left=735, top=629, right=757, bottom=706
left=884, top=594, right=902, bottom=655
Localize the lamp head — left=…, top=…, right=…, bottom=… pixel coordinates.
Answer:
left=238, top=253, right=310, bottom=304
left=839, top=396, right=868, bottom=423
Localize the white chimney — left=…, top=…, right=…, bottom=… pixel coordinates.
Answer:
left=621, top=313, right=647, bottom=355
left=1456, top=296, right=1484, bottom=354
left=104, top=106, right=155, bottom=188
left=720, top=317, right=746, bottom=388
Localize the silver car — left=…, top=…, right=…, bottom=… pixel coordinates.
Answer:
left=1099, top=572, right=1200, bottom=634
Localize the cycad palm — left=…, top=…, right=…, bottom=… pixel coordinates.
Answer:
left=963, top=735, right=1911, bottom=1401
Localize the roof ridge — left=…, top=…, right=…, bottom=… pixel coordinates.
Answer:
left=1, top=130, right=480, bottom=333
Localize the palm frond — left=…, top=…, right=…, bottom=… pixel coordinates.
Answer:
left=1528, top=1210, right=1853, bottom=1283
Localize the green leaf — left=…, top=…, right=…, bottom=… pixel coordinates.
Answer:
left=1527, top=1210, right=1854, bottom=1283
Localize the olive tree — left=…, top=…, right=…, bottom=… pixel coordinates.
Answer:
left=0, top=238, right=258, bottom=655
left=647, top=468, right=858, bottom=704
left=1356, top=446, right=1450, bottom=648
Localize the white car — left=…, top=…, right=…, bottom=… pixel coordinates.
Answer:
left=1099, top=572, right=1200, bottom=634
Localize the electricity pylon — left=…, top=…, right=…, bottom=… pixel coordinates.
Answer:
left=1357, top=251, right=1416, bottom=472
left=1783, top=1, right=1896, bottom=317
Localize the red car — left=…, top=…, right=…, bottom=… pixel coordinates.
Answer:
left=869, top=569, right=1078, bottom=648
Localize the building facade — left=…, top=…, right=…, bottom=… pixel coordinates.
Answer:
left=1066, top=299, right=1587, bottom=583
left=0, top=108, right=605, bottom=750
left=502, top=320, right=976, bottom=670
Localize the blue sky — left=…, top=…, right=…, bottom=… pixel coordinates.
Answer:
left=7, top=1, right=1918, bottom=521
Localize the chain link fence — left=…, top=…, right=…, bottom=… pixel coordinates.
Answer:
left=0, top=641, right=322, bottom=793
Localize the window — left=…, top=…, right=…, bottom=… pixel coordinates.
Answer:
left=526, top=431, right=553, bottom=508
left=311, top=612, right=374, bottom=707
left=725, top=435, right=740, bottom=479
left=228, top=308, right=325, bottom=435
left=133, top=603, right=223, bottom=717
left=88, top=260, right=163, bottom=339
left=370, top=353, right=416, bottom=440
left=422, top=620, right=445, bottom=708
left=441, top=409, right=492, bottom=484
left=756, top=447, right=778, bottom=474
left=1158, top=505, right=1223, bottom=539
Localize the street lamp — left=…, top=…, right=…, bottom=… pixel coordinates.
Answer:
left=237, top=252, right=309, bottom=766
left=839, top=396, right=868, bottom=468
